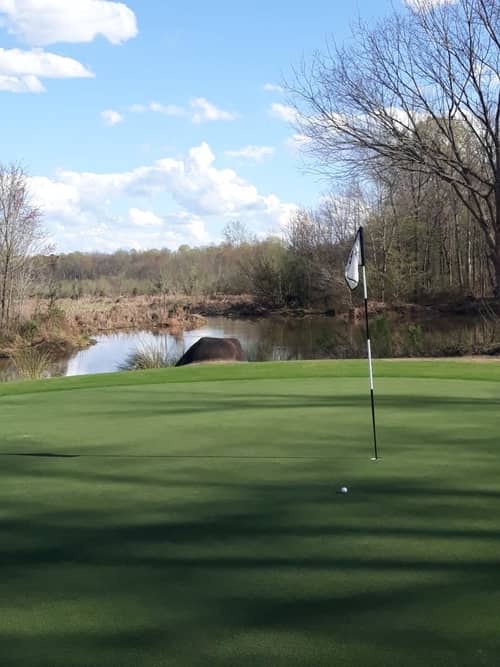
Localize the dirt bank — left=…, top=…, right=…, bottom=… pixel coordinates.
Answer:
left=0, top=297, right=207, bottom=358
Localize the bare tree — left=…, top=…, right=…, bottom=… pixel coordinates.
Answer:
left=0, top=164, right=44, bottom=329
left=222, top=220, right=256, bottom=247
left=289, top=0, right=500, bottom=293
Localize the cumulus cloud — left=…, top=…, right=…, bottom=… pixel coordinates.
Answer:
left=149, top=101, right=185, bottom=116
left=225, top=145, right=275, bottom=162
left=30, top=176, right=81, bottom=217
left=127, top=97, right=238, bottom=124
left=0, top=47, right=93, bottom=92
left=0, top=0, right=138, bottom=46
left=263, top=83, right=283, bottom=93
left=101, top=109, right=123, bottom=125
left=0, top=73, right=44, bottom=92
left=129, top=101, right=186, bottom=117
left=29, top=143, right=296, bottom=251
left=30, top=177, right=209, bottom=251
left=190, top=97, right=238, bottom=124
left=286, top=133, right=312, bottom=152
left=167, top=211, right=209, bottom=243
left=129, top=207, right=162, bottom=226
left=270, top=102, right=300, bottom=123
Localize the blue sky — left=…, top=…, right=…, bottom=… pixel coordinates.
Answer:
left=0, top=0, right=399, bottom=252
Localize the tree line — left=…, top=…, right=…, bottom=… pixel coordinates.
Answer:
left=34, top=175, right=495, bottom=311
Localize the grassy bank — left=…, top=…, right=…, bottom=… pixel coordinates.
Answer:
left=0, top=305, right=93, bottom=363
left=1, top=360, right=499, bottom=665
left=51, top=296, right=206, bottom=334
left=0, top=297, right=207, bottom=361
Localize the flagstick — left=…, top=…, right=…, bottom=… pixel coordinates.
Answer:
left=359, top=227, right=379, bottom=461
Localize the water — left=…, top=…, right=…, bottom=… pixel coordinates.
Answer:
left=0, top=313, right=496, bottom=380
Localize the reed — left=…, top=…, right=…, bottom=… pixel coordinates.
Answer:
left=12, top=347, right=53, bottom=380
left=119, top=338, right=176, bottom=371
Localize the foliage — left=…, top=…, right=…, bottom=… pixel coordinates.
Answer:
left=0, top=163, right=46, bottom=330
left=407, top=324, right=424, bottom=356
left=119, top=338, right=176, bottom=371
left=17, top=318, right=39, bottom=342
left=11, top=347, right=53, bottom=379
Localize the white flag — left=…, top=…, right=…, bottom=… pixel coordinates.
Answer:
left=345, top=229, right=362, bottom=290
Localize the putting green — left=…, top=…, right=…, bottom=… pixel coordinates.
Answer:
left=0, top=360, right=499, bottom=666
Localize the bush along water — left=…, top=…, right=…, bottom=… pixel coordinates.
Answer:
left=119, top=339, right=178, bottom=371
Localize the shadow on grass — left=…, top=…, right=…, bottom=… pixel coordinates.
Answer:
left=83, top=391, right=500, bottom=421
left=0, top=452, right=500, bottom=666
left=1, top=452, right=80, bottom=458
left=0, top=378, right=499, bottom=666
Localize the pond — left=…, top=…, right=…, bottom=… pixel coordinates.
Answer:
left=2, top=312, right=498, bottom=380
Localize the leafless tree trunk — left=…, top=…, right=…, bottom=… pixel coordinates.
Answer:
left=289, top=0, right=500, bottom=293
left=0, top=164, right=44, bottom=330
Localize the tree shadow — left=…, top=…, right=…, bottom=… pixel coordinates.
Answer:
left=0, top=453, right=499, bottom=666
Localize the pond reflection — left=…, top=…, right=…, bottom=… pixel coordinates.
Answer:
left=1, top=313, right=498, bottom=380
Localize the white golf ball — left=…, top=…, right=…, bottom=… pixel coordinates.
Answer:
left=340, top=486, right=348, bottom=494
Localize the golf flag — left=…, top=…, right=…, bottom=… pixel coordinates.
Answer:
left=344, top=226, right=379, bottom=460
left=345, top=229, right=362, bottom=290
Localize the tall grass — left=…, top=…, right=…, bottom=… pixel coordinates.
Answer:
left=119, top=339, right=177, bottom=371
left=12, top=348, right=53, bottom=380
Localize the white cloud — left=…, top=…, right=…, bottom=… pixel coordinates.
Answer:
left=127, top=97, right=238, bottom=124
left=263, top=83, right=283, bottom=93
left=101, top=109, right=123, bottom=126
left=379, top=106, right=429, bottom=128
left=129, top=207, right=162, bottom=226
left=190, top=97, right=238, bottom=124
left=225, top=145, right=275, bottom=162
left=149, top=101, right=185, bottom=116
left=0, top=0, right=138, bottom=46
left=0, top=47, right=93, bottom=92
left=270, top=102, right=300, bottom=124
left=168, top=211, right=209, bottom=242
left=129, top=101, right=185, bottom=117
left=30, top=177, right=81, bottom=217
left=0, top=73, right=44, bottom=92
left=29, top=143, right=296, bottom=251
left=286, top=133, right=312, bottom=152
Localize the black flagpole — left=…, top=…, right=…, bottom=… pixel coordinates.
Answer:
left=358, top=226, right=379, bottom=461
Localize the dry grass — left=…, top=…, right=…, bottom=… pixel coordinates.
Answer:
left=119, top=338, right=177, bottom=371
left=383, top=355, right=500, bottom=363
left=21, top=296, right=207, bottom=336
left=0, top=296, right=207, bottom=360
left=11, top=347, right=53, bottom=379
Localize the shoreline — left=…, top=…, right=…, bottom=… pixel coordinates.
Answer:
left=1, top=294, right=498, bottom=360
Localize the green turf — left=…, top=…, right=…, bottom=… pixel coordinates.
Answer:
left=0, top=359, right=499, bottom=666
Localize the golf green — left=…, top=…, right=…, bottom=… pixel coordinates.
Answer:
left=0, top=360, right=499, bottom=666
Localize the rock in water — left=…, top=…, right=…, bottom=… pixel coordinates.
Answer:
left=175, top=336, right=245, bottom=367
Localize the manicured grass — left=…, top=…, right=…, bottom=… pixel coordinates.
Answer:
left=0, top=359, right=499, bottom=666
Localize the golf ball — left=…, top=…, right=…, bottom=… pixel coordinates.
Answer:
left=340, top=486, right=348, bottom=493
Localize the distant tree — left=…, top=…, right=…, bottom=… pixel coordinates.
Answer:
left=222, top=220, right=256, bottom=247
left=0, top=164, right=45, bottom=329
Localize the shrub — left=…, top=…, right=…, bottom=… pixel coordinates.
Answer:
left=12, top=347, right=53, bottom=379
left=119, top=339, right=177, bottom=371
left=18, top=319, right=39, bottom=341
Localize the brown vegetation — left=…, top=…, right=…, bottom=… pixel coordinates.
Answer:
left=28, top=296, right=205, bottom=336
left=0, top=296, right=206, bottom=358
left=0, top=304, right=88, bottom=358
